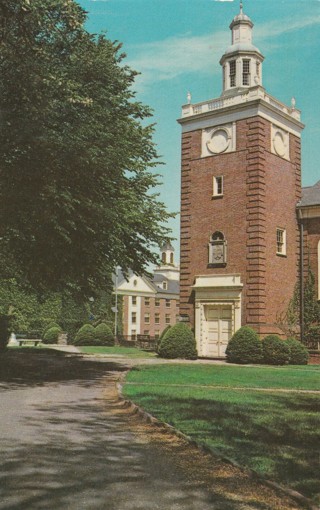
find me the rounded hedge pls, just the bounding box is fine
[74,324,96,345]
[262,335,290,365]
[226,326,262,364]
[285,338,309,365]
[42,322,61,340]
[160,325,171,340]
[158,323,197,359]
[95,323,114,346]
[43,326,62,344]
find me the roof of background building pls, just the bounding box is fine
[153,273,179,296]
[299,180,320,207]
[115,269,179,296]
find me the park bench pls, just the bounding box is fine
[18,339,41,347]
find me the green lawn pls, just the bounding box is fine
[78,346,157,358]
[124,364,320,503]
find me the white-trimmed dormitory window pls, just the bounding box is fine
[144,297,150,306]
[155,297,160,307]
[131,296,137,305]
[213,176,223,197]
[276,228,286,256]
[144,313,150,324]
[131,312,136,324]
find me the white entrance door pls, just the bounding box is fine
[203,306,232,357]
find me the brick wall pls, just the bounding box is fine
[179,115,301,335]
[302,217,320,299]
[139,296,179,337]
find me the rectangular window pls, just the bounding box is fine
[213,176,223,197]
[144,297,150,306]
[165,299,171,308]
[165,314,171,324]
[155,313,160,324]
[229,60,236,87]
[131,296,137,306]
[155,298,160,307]
[242,59,250,86]
[163,281,168,290]
[131,312,136,324]
[276,228,286,255]
[155,331,160,340]
[144,313,150,324]
[143,330,150,336]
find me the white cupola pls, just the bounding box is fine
[220,2,264,96]
[160,241,175,266]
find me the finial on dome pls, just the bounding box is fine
[187,91,192,104]
[291,97,296,110]
[240,1,243,14]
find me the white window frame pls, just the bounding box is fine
[229,60,236,87]
[165,314,171,325]
[155,298,160,307]
[276,228,286,256]
[131,312,137,324]
[144,313,150,324]
[213,176,223,197]
[131,296,137,306]
[155,313,160,324]
[242,59,250,86]
[163,281,168,290]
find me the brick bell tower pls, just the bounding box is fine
[178,3,304,357]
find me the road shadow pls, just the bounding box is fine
[0,376,252,510]
[0,349,128,390]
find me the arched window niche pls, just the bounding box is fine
[208,231,227,267]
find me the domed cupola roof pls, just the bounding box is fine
[224,41,261,57]
[219,2,264,95]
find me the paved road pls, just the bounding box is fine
[0,351,302,510]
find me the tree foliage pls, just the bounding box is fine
[276,266,320,343]
[0,0,172,296]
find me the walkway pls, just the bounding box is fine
[0,350,303,509]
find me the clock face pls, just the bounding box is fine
[273,131,286,157]
[207,129,229,154]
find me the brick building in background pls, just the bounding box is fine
[178,5,319,357]
[116,243,179,341]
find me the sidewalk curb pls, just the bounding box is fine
[117,375,318,510]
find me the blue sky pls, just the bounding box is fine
[78,0,320,254]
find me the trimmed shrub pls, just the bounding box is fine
[285,338,309,365]
[42,322,61,339]
[158,323,197,359]
[226,326,263,364]
[74,324,96,345]
[262,335,290,365]
[160,325,171,340]
[95,323,114,346]
[43,326,62,344]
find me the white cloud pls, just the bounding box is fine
[127,13,320,90]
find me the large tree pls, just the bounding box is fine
[0,0,173,297]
